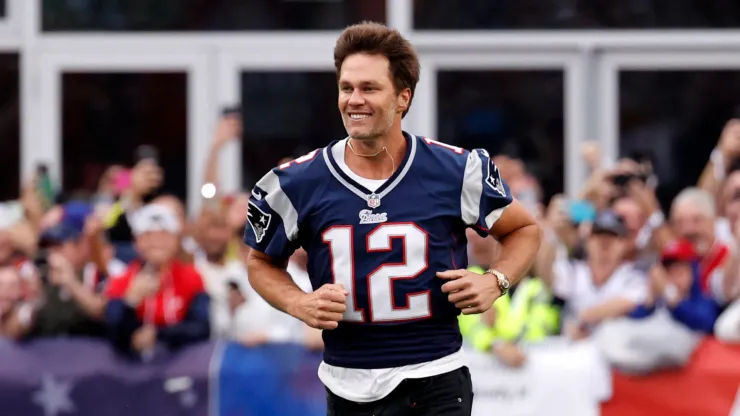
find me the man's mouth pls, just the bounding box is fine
[348,113,371,120]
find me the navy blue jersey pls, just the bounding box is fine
[243,132,512,369]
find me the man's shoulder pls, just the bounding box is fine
[252,147,328,197]
[413,135,495,176]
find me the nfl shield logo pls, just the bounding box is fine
[367,193,381,209]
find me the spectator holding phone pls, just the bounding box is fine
[105,203,210,357]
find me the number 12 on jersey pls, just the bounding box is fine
[322,223,431,323]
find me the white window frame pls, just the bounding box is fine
[34,50,214,214]
[216,42,336,193]
[597,51,740,165]
[418,51,588,197]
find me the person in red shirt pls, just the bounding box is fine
[105,203,210,356]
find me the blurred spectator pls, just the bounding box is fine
[7,209,107,340]
[105,204,210,357]
[0,267,25,338]
[670,188,736,303]
[548,210,649,340]
[193,203,250,339]
[597,240,720,374]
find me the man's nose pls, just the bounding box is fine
[348,89,365,105]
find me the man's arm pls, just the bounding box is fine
[247,250,304,316]
[247,249,347,329]
[489,199,542,285]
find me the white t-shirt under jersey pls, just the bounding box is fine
[317,139,466,403]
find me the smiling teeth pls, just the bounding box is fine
[350,114,369,120]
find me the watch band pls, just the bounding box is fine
[485,269,510,296]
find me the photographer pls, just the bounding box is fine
[6,216,106,340]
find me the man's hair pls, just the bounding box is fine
[671,187,716,218]
[334,21,420,118]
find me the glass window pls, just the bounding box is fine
[437,70,564,202]
[240,71,344,188]
[0,53,19,201]
[61,72,188,201]
[414,0,740,29]
[620,70,740,206]
[43,0,385,31]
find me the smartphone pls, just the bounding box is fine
[135,145,159,164]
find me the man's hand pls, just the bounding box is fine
[131,325,157,352]
[124,271,160,307]
[438,269,502,314]
[287,283,347,330]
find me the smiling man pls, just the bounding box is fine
[244,22,541,416]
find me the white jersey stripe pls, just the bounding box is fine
[460,150,483,226]
[255,170,300,241]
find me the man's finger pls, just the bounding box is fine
[317,311,344,322]
[441,278,470,294]
[462,306,484,315]
[448,290,475,304]
[454,298,478,310]
[319,290,348,304]
[436,270,468,280]
[319,300,347,313]
[323,283,349,296]
[316,320,339,330]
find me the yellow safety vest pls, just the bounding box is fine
[458,266,560,352]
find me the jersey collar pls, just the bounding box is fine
[323,132,417,209]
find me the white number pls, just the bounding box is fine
[322,223,430,323]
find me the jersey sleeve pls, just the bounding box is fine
[460,148,513,235]
[243,169,300,260]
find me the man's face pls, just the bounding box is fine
[50,239,89,270]
[198,216,231,260]
[671,202,715,255]
[587,232,626,273]
[337,53,409,141]
[136,230,179,265]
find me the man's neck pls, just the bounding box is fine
[345,129,406,180]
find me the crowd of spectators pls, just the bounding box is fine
[2,110,740,378]
[0,112,321,359]
[462,118,740,375]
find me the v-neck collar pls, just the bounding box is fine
[323,132,417,209]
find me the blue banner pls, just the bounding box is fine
[0,338,326,416]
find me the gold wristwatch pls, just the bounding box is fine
[485,269,510,296]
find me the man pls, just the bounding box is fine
[106,204,210,356]
[244,22,541,416]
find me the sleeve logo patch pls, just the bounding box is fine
[485,160,507,197]
[247,200,272,243]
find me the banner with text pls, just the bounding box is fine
[468,338,611,416]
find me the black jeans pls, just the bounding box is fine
[326,366,474,416]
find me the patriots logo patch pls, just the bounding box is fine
[485,160,507,197]
[247,201,272,243]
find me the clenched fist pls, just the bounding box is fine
[288,283,348,330]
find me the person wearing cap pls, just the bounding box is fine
[8,211,108,340]
[549,210,650,340]
[595,239,720,374]
[105,203,210,357]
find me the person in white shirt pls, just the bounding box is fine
[552,210,649,339]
